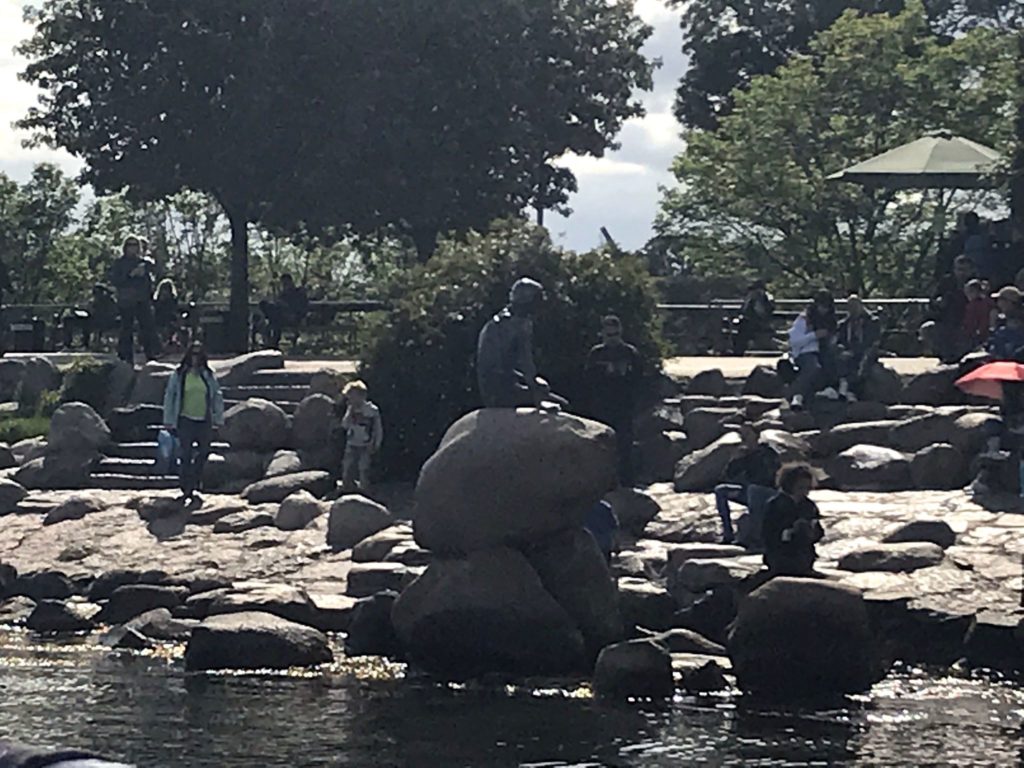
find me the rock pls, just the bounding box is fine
[108,405,159,443]
[43,494,106,526]
[308,593,358,632]
[133,496,186,522]
[87,569,169,601]
[841,401,890,423]
[345,591,401,658]
[687,369,727,397]
[902,366,961,406]
[828,445,911,491]
[0,562,17,594]
[604,488,661,537]
[729,578,884,698]
[265,450,302,478]
[415,410,616,554]
[810,420,901,457]
[292,394,338,452]
[666,544,748,569]
[838,542,946,573]
[222,450,272,481]
[213,508,276,534]
[352,525,413,563]
[207,583,320,628]
[683,408,738,450]
[187,498,248,527]
[910,444,968,490]
[9,570,73,601]
[673,432,743,492]
[309,369,347,399]
[526,529,624,658]
[883,520,957,549]
[0,479,27,515]
[101,624,153,651]
[0,443,15,470]
[638,430,689,483]
[0,356,60,403]
[96,585,189,625]
[328,495,395,550]
[26,600,99,633]
[743,366,784,398]
[385,542,432,568]
[861,364,904,404]
[668,557,760,600]
[185,611,332,671]
[963,612,1022,672]
[618,577,676,633]
[0,596,36,624]
[15,451,95,490]
[889,413,956,453]
[758,430,810,463]
[129,361,174,405]
[643,627,726,657]
[951,412,1001,454]
[47,402,111,453]
[214,350,285,387]
[675,654,732,693]
[347,563,417,598]
[11,436,47,465]
[392,548,586,679]
[778,409,816,433]
[125,608,196,642]
[242,471,334,504]
[275,490,326,531]
[593,640,674,699]
[222,398,290,452]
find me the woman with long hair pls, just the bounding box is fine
[162,341,225,502]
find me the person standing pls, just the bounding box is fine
[341,380,383,491]
[261,273,310,348]
[586,315,642,486]
[732,281,775,355]
[761,463,824,578]
[162,342,225,503]
[153,278,181,349]
[108,235,158,364]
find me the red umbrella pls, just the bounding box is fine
[955,362,1024,401]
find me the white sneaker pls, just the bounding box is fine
[967,479,993,498]
[817,387,840,401]
[791,394,805,411]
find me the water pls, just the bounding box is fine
[1,632,1022,767]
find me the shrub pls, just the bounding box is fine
[60,356,113,412]
[0,415,50,444]
[361,219,664,479]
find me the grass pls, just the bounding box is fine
[0,415,51,445]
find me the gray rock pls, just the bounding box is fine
[213,508,276,534]
[207,583,320,628]
[26,600,99,633]
[638,430,689,483]
[308,369,346,399]
[666,544,748,569]
[0,561,15,593]
[345,591,402,658]
[838,542,945,573]
[687,369,728,397]
[667,557,760,598]
[328,495,395,550]
[87,569,170,601]
[10,570,73,600]
[133,496,186,522]
[222,398,290,452]
[683,408,738,450]
[308,593,358,632]
[415,409,616,554]
[275,490,326,531]
[352,524,413,563]
[810,420,901,457]
[187,499,248,527]
[883,520,957,549]
[346,563,418,598]
[11,436,47,465]
[15,451,95,490]
[951,412,1002,454]
[604,488,661,537]
[125,607,197,642]
[265,450,302,478]
[392,547,586,679]
[676,654,731,694]
[0,356,61,403]
[129,361,174,405]
[759,429,810,463]
[185,611,333,671]
[829,445,911,491]
[593,639,674,699]
[292,394,339,452]
[643,627,726,657]
[901,366,961,406]
[100,624,153,651]
[910,444,968,491]
[618,577,676,633]
[862,364,904,404]
[242,471,334,504]
[384,542,432,568]
[222,450,272,481]
[743,366,784,398]
[0,443,16,470]
[48,402,111,453]
[96,584,189,625]
[0,479,27,515]
[0,596,36,625]
[213,350,285,387]
[674,432,743,492]
[889,413,956,453]
[43,494,106,526]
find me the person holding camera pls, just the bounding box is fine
[761,463,824,577]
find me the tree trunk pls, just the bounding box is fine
[1012,31,1024,247]
[226,206,250,353]
[412,226,439,263]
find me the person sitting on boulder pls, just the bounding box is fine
[476,277,567,410]
[921,255,974,363]
[341,380,383,492]
[987,286,1024,361]
[714,424,781,546]
[835,294,881,402]
[962,279,995,349]
[786,291,835,411]
[761,463,823,577]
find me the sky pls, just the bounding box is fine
[0,0,685,253]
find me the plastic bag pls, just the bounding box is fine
[155,429,179,476]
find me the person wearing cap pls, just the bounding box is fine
[107,235,158,364]
[732,280,775,355]
[987,285,1024,361]
[586,315,642,486]
[835,295,881,401]
[476,277,566,410]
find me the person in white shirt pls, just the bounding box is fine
[341,380,383,491]
[787,294,834,411]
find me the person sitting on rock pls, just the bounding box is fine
[586,315,641,486]
[921,255,974,363]
[761,463,824,578]
[987,286,1024,361]
[341,380,383,492]
[835,294,881,402]
[732,280,775,355]
[714,424,780,546]
[476,277,567,410]
[962,279,996,349]
[786,291,835,411]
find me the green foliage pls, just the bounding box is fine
[360,219,664,479]
[59,357,109,412]
[0,415,51,445]
[657,3,1019,296]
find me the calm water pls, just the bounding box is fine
[1,632,1022,767]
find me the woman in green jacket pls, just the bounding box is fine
[162,341,225,502]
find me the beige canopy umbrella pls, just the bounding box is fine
[827,130,1004,190]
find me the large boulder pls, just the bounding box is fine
[593,639,674,699]
[352,524,413,563]
[222,450,272,482]
[213,350,285,387]
[185,611,332,671]
[275,490,326,531]
[673,432,743,492]
[8,570,73,601]
[264,450,302,478]
[810,420,900,457]
[61,359,135,416]
[889,413,956,453]
[526,529,623,658]
[345,591,402,658]
[291,394,338,452]
[327,495,395,550]
[0,356,61,403]
[901,366,961,406]
[683,408,739,450]
[729,578,884,698]
[758,430,810,463]
[603,487,661,537]
[43,494,106,526]
[414,410,616,554]
[837,542,945,573]
[910,444,968,490]
[618,578,676,633]
[206,583,320,628]
[861,364,904,404]
[883,520,956,549]
[129,361,175,405]
[222,399,290,452]
[828,445,911,491]
[743,366,784,399]
[951,412,1002,454]
[638,430,689,483]
[392,548,586,679]
[242,471,334,504]
[14,451,95,491]
[47,402,111,453]
[0,479,27,515]
[26,600,98,633]
[95,584,188,625]
[686,369,727,396]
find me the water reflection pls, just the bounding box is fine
[0,634,1021,767]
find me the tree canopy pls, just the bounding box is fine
[657,3,1018,296]
[671,0,1022,130]
[18,0,653,349]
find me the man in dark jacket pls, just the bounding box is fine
[714,425,781,546]
[732,281,775,355]
[762,463,824,577]
[107,235,157,364]
[586,315,642,486]
[836,295,882,401]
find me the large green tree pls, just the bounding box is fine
[657,4,1018,296]
[672,0,1021,130]
[18,0,653,350]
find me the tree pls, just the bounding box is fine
[657,4,1018,296]
[19,0,653,350]
[1014,30,1024,243]
[671,0,1022,130]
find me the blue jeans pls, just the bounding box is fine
[177,416,212,497]
[714,484,775,544]
[792,352,822,401]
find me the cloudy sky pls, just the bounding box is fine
[0,0,685,252]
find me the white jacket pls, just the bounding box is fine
[789,314,820,359]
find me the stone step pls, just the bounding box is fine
[248,370,319,387]
[224,399,299,415]
[221,385,311,403]
[89,473,180,491]
[106,441,231,460]
[96,457,164,477]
